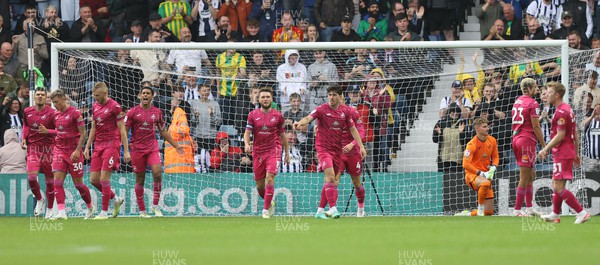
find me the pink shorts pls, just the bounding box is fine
[90,146,120,172]
[512,136,537,168]
[26,148,53,175]
[552,159,574,180]
[253,150,280,181]
[52,151,84,179]
[317,151,342,176]
[341,152,363,176]
[131,150,161,173]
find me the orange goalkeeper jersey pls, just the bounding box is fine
[463,135,499,180]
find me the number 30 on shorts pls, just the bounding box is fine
[73,162,83,171]
[553,163,562,174]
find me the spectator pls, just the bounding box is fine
[346,84,373,166]
[39,4,70,77]
[567,30,590,50]
[585,51,600,73]
[165,90,196,173]
[406,0,424,37]
[307,50,339,111]
[344,48,376,81]
[524,18,546,40]
[456,52,484,107]
[215,41,246,125]
[483,19,506,40]
[10,82,29,107]
[526,0,558,36]
[60,56,88,103]
[70,5,107,42]
[130,29,169,82]
[556,0,592,40]
[500,0,530,24]
[573,70,600,114]
[357,1,388,41]
[0,129,26,172]
[539,85,553,144]
[386,13,421,41]
[13,4,40,36]
[123,20,143,42]
[13,18,48,70]
[210,131,246,172]
[233,86,259,135]
[0,60,18,100]
[280,130,304,172]
[107,0,128,38]
[283,93,311,167]
[305,24,321,42]
[386,1,404,34]
[272,12,304,42]
[439,80,472,119]
[425,0,455,41]
[315,0,354,42]
[502,4,523,40]
[62,0,81,22]
[358,0,389,17]
[432,103,467,173]
[181,70,202,101]
[166,27,211,76]
[0,1,9,34]
[276,49,307,113]
[246,50,274,86]
[80,0,110,21]
[548,11,588,46]
[141,12,179,42]
[476,0,504,40]
[0,15,11,44]
[331,15,361,42]
[189,83,221,151]
[217,0,253,38]
[582,97,600,172]
[214,15,236,42]
[242,19,262,42]
[249,0,284,42]
[191,0,220,42]
[473,83,506,120]
[0,97,23,146]
[592,38,600,49]
[508,48,544,84]
[361,73,391,172]
[158,0,193,40]
[104,50,143,110]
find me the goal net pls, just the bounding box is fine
[46,40,595,217]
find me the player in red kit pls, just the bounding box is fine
[511,78,547,217]
[244,88,290,219]
[21,88,56,218]
[126,86,184,218]
[84,82,130,220]
[538,82,591,224]
[294,85,366,219]
[47,89,95,220]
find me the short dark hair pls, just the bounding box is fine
[139,86,154,95]
[395,13,408,21]
[289,93,302,101]
[327,84,343,95]
[258,87,273,96]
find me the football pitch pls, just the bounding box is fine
[1,216,598,265]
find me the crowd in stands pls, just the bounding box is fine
[1,0,600,174]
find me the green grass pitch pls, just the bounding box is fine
[1,216,598,265]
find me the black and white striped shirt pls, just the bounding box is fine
[585,118,600,159]
[280,147,303,173]
[526,0,558,35]
[195,149,211,173]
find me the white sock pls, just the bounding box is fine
[262,209,269,215]
[153,204,159,209]
[329,206,338,213]
[477,205,484,214]
[317,207,325,214]
[58,209,66,215]
[100,210,108,216]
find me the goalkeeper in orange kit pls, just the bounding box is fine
[457,118,499,216]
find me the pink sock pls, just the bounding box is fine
[356,185,365,208]
[53,178,65,210]
[135,184,145,212]
[28,174,42,200]
[525,185,533,208]
[552,191,563,215]
[318,186,328,208]
[560,189,583,213]
[74,183,92,207]
[324,182,338,208]
[515,187,526,211]
[153,181,161,206]
[264,184,274,211]
[45,177,54,209]
[100,181,111,211]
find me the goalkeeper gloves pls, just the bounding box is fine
[477,166,496,180]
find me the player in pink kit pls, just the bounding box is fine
[294,85,367,219]
[511,78,547,217]
[126,86,184,218]
[21,88,56,218]
[47,89,95,220]
[331,105,367,217]
[83,82,130,220]
[538,82,591,224]
[243,88,290,219]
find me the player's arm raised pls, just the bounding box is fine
[117,118,131,163]
[71,116,87,162]
[84,119,96,160]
